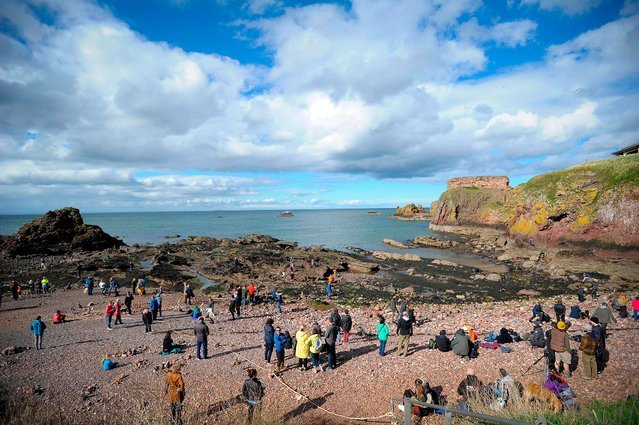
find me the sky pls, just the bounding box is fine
[0,0,638,214]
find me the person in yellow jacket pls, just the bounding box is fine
[308,328,323,373]
[41,276,50,294]
[295,326,311,371]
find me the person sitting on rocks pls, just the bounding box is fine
[457,368,484,402]
[464,326,478,342]
[496,327,513,344]
[451,328,471,359]
[53,310,66,324]
[162,331,183,354]
[528,301,544,323]
[401,378,429,422]
[435,330,451,352]
[488,368,516,407]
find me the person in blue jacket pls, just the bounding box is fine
[150,296,160,320]
[30,316,47,350]
[273,326,288,374]
[528,302,544,323]
[264,318,275,364]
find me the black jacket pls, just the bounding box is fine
[496,327,513,344]
[457,375,483,400]
[242,378,264,402]
[163,337,174,352]
[396,318,413,336]
[435,335,451,352]
[531,326,546,347]
[325,324,339,346]
[554,303,566,317]
[194,322,209,342]
[142,311,153,325]
[341,314,352,332]
[330,311,342,329]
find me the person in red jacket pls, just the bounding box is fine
[53,310,66,324]
[114,299,123,325]
[105,300,115,330]
[247,283,256,305]
[633,296,639,322]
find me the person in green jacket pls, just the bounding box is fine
[377,316,389,356]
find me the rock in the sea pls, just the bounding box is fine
[164,234,181,239]
[413,236,459,249]
[432,259,458,267]
[2,207,123,255]
[372,251,422,262]
[383,238,410,249]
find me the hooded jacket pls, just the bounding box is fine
[435,332,451,352]
[341,314,352,332]
[531,325,545,348]
[165,371,185,403]
[451,329,470,357]
[295,330,310,359]
[496,328,513,344]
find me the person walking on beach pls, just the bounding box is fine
[142,308,153,333]
[242,368,265,424]
[105,300,115,330]
[377,316,389,356]
[164,364,185,425]
[325,317,339,369]
[274,289,283,314]
[150,295,160,321]
[30,315,47,350]
[194,317,209,360]
[579,323,598,379]
[114,299,123,325]
[274,326,287,374]
[124,291,134,315]
[396,311,413,357]
[264,318,275,364]
[341,310,352,344]
[295,326,311,370]
[205,296,215,323]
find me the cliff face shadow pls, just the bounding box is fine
[281,392,334,422]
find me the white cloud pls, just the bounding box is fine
[247,0,282,15]
[519,0,602,15]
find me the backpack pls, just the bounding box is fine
[541,312,551,322]
[312,336,322,352]
[470,341,480,358]
[102,359,116,371]
[428,339,436,349]
[484,331,498,343]
[284,331,293,349]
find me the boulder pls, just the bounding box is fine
[399,286,415,295]
[383,238,410,249]
[236,234,278,244]
[372,251,422,262]
[1,207,123,255]
[522,261,536,269]
[413,236,459,249]
[497,253,513,261]
[432,259,458,267]
[517,289,541,297]
[485,273,502,282]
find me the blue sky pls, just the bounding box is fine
[0,0,638,213]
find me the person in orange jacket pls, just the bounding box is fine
[164,364,185,425]
[53,310,66,324]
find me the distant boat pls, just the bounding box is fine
[367,211,380,215]
[279,211,294,217]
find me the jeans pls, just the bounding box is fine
[115,314,122,325]
[276,349,285,368]
[170,402,183,425]
[310,352,321,367]
[34,334,43,350]
[106,315,112,328]
[264,342,274,362]
[298,358,308,369]
[276,302,281,314]
[145,323,152,333]
[197,340,208,359]
[327,344,336,369]
[634,309,638,321]
[87,287,93,295]
[379,339,387,356]
[247,402,261,423]
[125,303,132,315]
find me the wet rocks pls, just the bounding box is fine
[2,207,123,255]
[382,238,410,249]
[413,236,459,249]
[485,273,502,282]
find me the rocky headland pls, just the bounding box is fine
[391,203,430,220]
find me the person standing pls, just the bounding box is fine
[579,323,599,379]
[194,317,209,360]
[105,300,115,330]
[235,286,242,317]
[390,296,398,320]
[41,276,50,294]
[124,291,134,315]
[114,299,123,325]
[183,283,194,305]
[30,316,47,350]
[341,310,353,344]
[633,296,639,322]
[396,311,413,357]
[264,318,275,364]
[156,291,163,317]
[325,317,339,370]
[295,326,311,370]
[274,290,283,314]
[150,296,160,321]
[248,282,256,305]
[550,321,572,376]
[326,278,332,298]
[592,302,616,338]
[205,296,215,323]
[229,291,237,320]
[164,364,185,425]
[84,277,93,296]
[242,368,265,424]
[274,326,287,374]
[308,328,322,373]
[142,309,153,333]
[377,316,389,356]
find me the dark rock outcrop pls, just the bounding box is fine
[2,207,123,255]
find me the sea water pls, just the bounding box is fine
[0,209,471,261]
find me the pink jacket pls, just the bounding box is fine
[632,299,639,311]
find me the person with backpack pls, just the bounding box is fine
[295,326,311,371]
[164,364,185,425]
[340,310,352,344]
[142,308,153,333]
[396,311,413,357]
[242,368,265,423]
[325,317,339,369]
[124,291,134,315]
[551,321,572,376]
[457,368,484,402]
[579,323,598,379]
[274,326,288,374]
[194,317,209,360]
[377,316,390,356]
[30,316,47,350]
[309,328,323,373]
[264,318,275,364]
[435,330,451,352]
[105,300,115,330]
